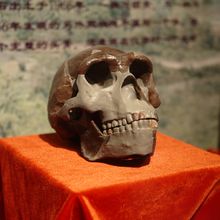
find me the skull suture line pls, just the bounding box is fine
[48,46,161,161]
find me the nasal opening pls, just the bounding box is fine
[121,75,135,88]
[121,75,141,100]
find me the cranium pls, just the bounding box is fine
[48,46,160,161]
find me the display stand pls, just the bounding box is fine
[0,132,220,220]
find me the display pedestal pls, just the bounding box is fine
[0,132,220,220]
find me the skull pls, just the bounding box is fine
[48,46,160,161]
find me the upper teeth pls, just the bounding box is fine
[126,114,133,123]
[112,120,118,127]
[102,112,158,135]
[122,118,127,125]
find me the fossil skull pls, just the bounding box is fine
[48,46,160,161]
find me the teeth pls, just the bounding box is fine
[113,127,120,133]
[107,122,112,129]
[150,120,158,128]
[112,120,118,128]
[139,112,145,119]
[132,113,139,121]
[143,119,149,127]
[125,124,132,131]
[119,126,125,132]
[138,120,144,128]
[101,112,159,135]
[126,114,133,123]
[107,129,113,135]
[122,118,127,125]
[118,120,122,126]
[102,124,107,130]
[132,121,138,130]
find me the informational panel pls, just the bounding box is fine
[0,0,219,149]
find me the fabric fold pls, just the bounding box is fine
[0,133,220,219]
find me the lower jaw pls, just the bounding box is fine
[81,128,156,161]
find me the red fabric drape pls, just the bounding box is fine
[0,132,220,220]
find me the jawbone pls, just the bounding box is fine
[80,126,157,161]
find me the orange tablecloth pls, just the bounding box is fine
[0,132,220,220]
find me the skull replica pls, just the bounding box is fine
[48,46,160,162]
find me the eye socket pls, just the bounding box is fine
[68,108,83,120]
[85,61,112,86]
[129,59,152,79]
